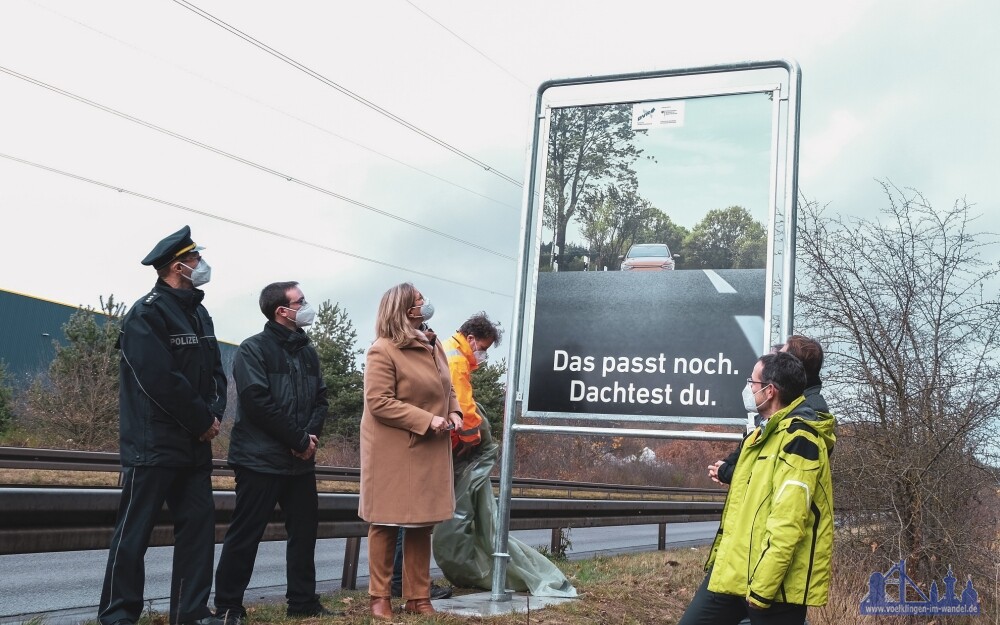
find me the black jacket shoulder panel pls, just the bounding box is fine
[227,321,329,475]
[117,281,226,467]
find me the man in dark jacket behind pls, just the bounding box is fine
[214,281,339,622]
[709,335,829,485]
[99,226,227,625]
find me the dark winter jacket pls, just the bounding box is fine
[226,321,329,475]
[717,384,829,484]
[117,281,226,467]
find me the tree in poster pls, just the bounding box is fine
[683,205,767,269]
[645,212,690,266]
[543,104,642,258]
[578,183,658,270]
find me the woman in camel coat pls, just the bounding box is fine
[359,282,461,620]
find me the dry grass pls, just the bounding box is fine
[57,545,995,625]
[224,548,708,624]
[66,549,708,625]
[808,545,998,625]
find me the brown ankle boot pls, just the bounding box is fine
[403,598,436,614]
[369,596,392,620]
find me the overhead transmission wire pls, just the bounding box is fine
[0,65,514,261]
[402,0,533,91]
[399,1,545,206]
[0,152,513,298]
[171,0,523,188]
[23,0,517,212]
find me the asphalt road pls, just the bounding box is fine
[0,521,718,625]
[527,269,766,421]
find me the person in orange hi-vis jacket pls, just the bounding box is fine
[443,312,503,458]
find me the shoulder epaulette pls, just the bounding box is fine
[141,291,160,305]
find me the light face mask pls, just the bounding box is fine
[470,338,489,365]
[180,259,212,287]
[411,299,434,321]
[289,302,315,328]
[742,383,764,413]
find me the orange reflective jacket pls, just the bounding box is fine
[443,332,481,449]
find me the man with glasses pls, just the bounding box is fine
[709,336,829,485]
[99,226,227,625]
[214,281,340,622]
[679,352,836,625]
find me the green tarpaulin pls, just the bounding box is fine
[432,420,577,597]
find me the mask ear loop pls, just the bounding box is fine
[761,383,776,406]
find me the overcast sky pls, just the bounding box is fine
[1,0,997,352]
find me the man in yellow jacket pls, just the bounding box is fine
[679,351,836,625]
[443,312,502,458]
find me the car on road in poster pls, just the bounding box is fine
[619,243,679,271]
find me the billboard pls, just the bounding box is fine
[512,63,801,427]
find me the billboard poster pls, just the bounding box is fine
[518,67,798,426]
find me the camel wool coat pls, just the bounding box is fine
[359,335,461,525]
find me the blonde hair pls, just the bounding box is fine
[375,282,420,346]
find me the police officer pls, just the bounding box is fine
[99,225,227,625]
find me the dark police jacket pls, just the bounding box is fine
[227,321,329,475]
[118,280,227,467]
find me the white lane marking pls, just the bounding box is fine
[736,315,765,355]
[703,269,737,293]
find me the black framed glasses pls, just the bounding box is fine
[746,377,767,386]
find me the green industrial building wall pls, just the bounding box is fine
[0,289,235,387]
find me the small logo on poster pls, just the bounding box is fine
[860,559,981,616]
[631,101,685,130]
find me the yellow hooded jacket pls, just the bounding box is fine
[706,396,836,607]
[443,332,481,449]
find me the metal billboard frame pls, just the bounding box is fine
[491,59,802,601]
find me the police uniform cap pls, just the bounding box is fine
[141,225,206,269]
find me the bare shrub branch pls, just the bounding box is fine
[797,182,1000,608]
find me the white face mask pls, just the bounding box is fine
[742,382,768,413]
[179,259,212,287]
[290,302,315,328]
[470,337,489,365]
[280,302,315,328]
[409,299,434,321]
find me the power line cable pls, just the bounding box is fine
[171,0,523,187]
[402,0,533,91]
[0,65,514,261]
[0,152,513,298]
[23,0,518,212]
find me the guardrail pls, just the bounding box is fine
[0,448,725,589]
[0,447,726,499]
